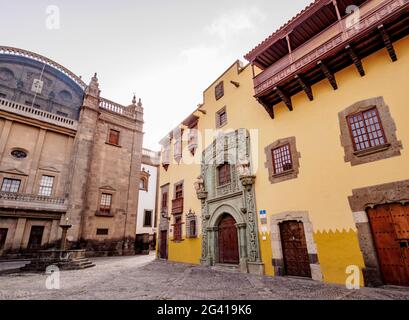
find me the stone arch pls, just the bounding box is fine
[208,203,244,228]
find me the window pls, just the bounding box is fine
[215,81,224,100]
[339,97,402,166]
[108,129,120,145]
[1,178,21,193]
[218,163,231,186]
[143,210,153,227]
[38,175,54,196]
[347,108,387,151]
[216,106,227,128]
[161,191,168,211]
[25,101,41,109]
[56,111,68,117]
[175,183,183,199]
[0,93,6,99]
[186,212,197,239]
[139,178,146,190]
[100,193,112,213]
[0,228,8,250]
[265,137,301,184]
[174,129,183,164]
[173,215,182,241]
[188,123,198,156]
[96,228,109,235]
[272,144,292,174]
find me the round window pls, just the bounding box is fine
[11,149,27,159]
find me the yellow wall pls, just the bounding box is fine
[157,35,409,285]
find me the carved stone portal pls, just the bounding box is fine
[196,129,264,275]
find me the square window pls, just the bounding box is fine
[272,144,293,174]
[347,107,387,152]
[1,178,21,193]
[38,175,54,196]
[96,228,109,235]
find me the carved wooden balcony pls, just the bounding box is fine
[171,197,184,215]
[247,0,409,118]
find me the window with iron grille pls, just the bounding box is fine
[272,144,293,174]
[144,210,153,227]
[1,178,21,193]
[96,228,109,235]
[218,163,231,186]
[216,106,227,128]
[108,129,120,145]
[100,193,112,213]
[38,175,54,196]
[173,215,182,241]
[347,108,387,151]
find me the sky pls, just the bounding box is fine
[0,0,312,150]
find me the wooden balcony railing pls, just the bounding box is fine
[171,197,184,215]
[253,0,408,96]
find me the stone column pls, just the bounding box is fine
[237,222,248,273]
[12,218,26,251]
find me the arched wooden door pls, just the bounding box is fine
[279,220,311,278]
[218,215,239,264]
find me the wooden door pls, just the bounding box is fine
[218,215,239,264]
[0,228,7,250]
[367,203,409,286]
[280,221,311,278]
[159,230,168,259]
[27,226,44,250]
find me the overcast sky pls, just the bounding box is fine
[0,0,311,150]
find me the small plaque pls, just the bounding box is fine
[260,217,267,225]
[31,79,44,94]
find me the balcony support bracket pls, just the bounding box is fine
[295,75,313,101]
[317,60,338,90]
[345,45,365,77]
[256,97,275,119]
[274,87,293,111]
[378,25,397,62]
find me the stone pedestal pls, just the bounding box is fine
[21,249,95,272]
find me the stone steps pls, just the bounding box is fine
[211,264,240,273]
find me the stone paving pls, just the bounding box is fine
[0,254,408,300]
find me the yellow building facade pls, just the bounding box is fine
[157,0,409,287]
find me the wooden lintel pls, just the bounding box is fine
[294,74,313,101]
[378,25,397,62]
[345,45,365,77]
[274,86,293,111]
[317,60,338,90]
[256,98,274,119]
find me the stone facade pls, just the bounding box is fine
[0,47,144,258]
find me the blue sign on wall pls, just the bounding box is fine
[259,210,267,215]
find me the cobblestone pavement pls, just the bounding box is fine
[0,254,408,300]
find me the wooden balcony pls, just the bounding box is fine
[252,0,409,117]
[171,197,184,215]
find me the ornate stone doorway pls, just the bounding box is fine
[218,214,239,264]
[195,129,264,275]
